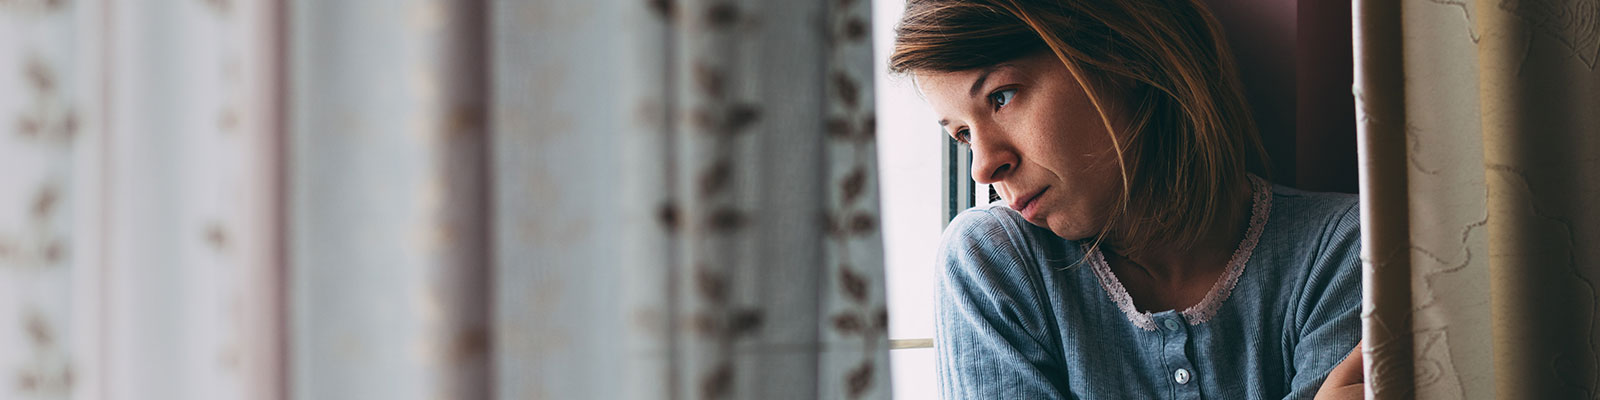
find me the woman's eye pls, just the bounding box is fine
[953,128,971,145]
[989,89,1017,110]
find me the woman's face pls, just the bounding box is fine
[915,51,1127,240]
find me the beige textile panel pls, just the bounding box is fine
[1356,0,1600,398]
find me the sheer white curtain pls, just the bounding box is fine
[1355,0,1600,398]
[290,0,491,398]
[0,0,888,399]
[2,1,286,399]
[496,0,889,398]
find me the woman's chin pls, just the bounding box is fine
[1041,217,1095,241]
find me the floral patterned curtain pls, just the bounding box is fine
[494,0,889,398]
[0,0,888,399]
[1,1,93,397]
[1354,0,1600,398]
[3,0,286,398]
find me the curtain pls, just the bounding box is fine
[496,0,890,398]
[3,1,286,398]
[1354,0,1600,398]
[1,0,889,399]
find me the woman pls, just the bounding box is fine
[889,0,1364,398]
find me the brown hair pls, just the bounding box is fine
[891,0,1268,257]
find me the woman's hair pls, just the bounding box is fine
[890,0,1268,257]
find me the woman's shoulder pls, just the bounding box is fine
[1266,184,1360,241]
[936,202,1078,325]
[944,200,1026,236]
[938,201,1073,269]
[940,202,1030,255]
[1259,183,1362,303]
[1269,184,1359,216]
[1257,185,1363,362]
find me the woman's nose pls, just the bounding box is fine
[969,136,1017,185]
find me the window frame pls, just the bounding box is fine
[942,136,977,226]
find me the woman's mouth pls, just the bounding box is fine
[1010,186,1050,220]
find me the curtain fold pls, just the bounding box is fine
[496,0,890,398]
[6,0,887,399]
[2,1,96,399]
[288,0,490,398]
[3,1,287,399]
[1355,0,1600,398]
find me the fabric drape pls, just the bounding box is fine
[497,0,889,399]
[1354,0,1600,398]
[3,1,287,398]
[0,0,889,399]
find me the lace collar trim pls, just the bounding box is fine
[1084,175,1272,331]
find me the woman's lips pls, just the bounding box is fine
[1011,186,1050,220]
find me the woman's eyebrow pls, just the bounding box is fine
[935,64,1018,126]
[968,64,1013,98]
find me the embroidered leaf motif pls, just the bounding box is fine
[841,168,866,204]
[695,266,729,303]
[832,72,859,108]
[846,360,875,398]
[831,313,862,334]
[25,312,51,346]
[727,308,764,338]
[839,267,868,304]
[699,160,733,197]
[647,0,674,19]
[704,3,739,29]
[693,63,725,98]
[707,208,747,232]
[825,117,851,139]
[657,202,680,230]
[848,213,876,235]
[841,17,868,42]
[701,362,733,399]
[31,185,56,218]
[723,104,760,134]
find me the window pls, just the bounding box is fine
[870,1,990,397]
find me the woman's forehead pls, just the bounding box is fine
[915,64,1016,94]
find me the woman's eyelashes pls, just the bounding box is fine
[948,88,1016,145]
[988,88,1017,111]
[952,128,971,145]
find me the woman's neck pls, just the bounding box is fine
[1104,178,1254,289]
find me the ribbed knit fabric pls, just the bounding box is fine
[934,182,1361,399]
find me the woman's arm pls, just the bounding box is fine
[935,210,1070,399]
[1285,204,1364,399]
[1314,342,1365,400]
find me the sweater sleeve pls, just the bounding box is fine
[935,209,1071,399]
[1282,203,1363,400]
